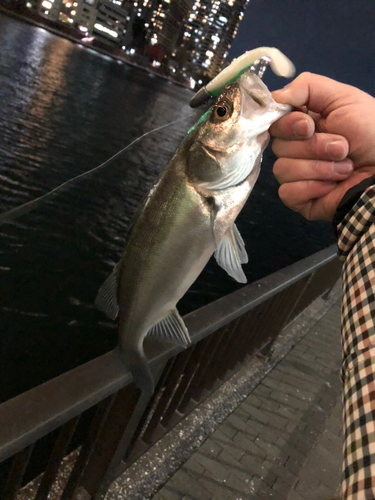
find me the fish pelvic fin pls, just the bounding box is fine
[118,346,155,394]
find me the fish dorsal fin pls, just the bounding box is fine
[147,309,191,347]
[95,264,119,320]
[214,224,247,283]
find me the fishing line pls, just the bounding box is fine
[0,113,197,225]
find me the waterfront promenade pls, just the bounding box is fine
[107,291,343,500]
[152,300,342,500]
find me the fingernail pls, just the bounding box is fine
[333,160,353,175]
[292,119,311,137]
[326,140,346,159]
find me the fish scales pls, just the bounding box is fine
[118,148,215,344]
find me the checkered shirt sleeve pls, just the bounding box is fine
[337,185,375,499]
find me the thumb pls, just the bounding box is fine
[272,72,362,116]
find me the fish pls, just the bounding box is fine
[95,70,291,394]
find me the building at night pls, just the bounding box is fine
[181,0,248,78]
[38,0,63,20]
[37,0,98,34]
[93,0,134,45]
[75,0,98,34]
[148,0,190,55]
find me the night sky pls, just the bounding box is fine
[229,0,375,95]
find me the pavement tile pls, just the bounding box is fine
[268,391,310,412]
[196,475,231,500]
[239,403,272,424]
[219,422,239,439]
[217,449,247,472]
[167,470,212,500]
[252,439,281,459]
[252,384,272,397]
[225,471,257,496]
[250,394,280,413]
[199,439,223,458]
[193,452,231,481]
[239,454,268,477]
[263,378,316,402]
[234,406,250,422]
[212,437,245,461]
[272,476,293,497]
[225,414,251,432]
[183,456,206,476]
[233,431,258,452]
[212,428,238,446]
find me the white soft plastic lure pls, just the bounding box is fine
[190,47,295,107]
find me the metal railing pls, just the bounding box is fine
[0,245,342,500]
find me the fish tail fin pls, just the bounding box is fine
[117,345,155,395]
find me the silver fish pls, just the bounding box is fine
[95,71,291,393]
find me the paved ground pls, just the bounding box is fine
[152,301,343,500]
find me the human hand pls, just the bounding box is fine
[270,72,375,220]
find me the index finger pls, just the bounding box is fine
[272,72,362,116]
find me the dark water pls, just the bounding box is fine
[0,14,335,402]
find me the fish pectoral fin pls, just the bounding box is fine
[233,223,248,264]
[214,225,247,284]
[95,264,119,320]
[147,309,191,347]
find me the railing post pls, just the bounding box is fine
[71,361,167,500]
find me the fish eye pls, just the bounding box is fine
[212,99,232,122]
[216,106,227,117]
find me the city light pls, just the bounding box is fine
[94,23,118,38]
[71,10,76,15]
[130,48,135,54]
[41,0,52,9]
[79,26,88,32]
[26,2,32,7]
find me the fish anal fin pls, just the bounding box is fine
[95,264,119,320]
[147,309,191,347]
[214,225,247,283]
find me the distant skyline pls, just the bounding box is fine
[228,0,375,95]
